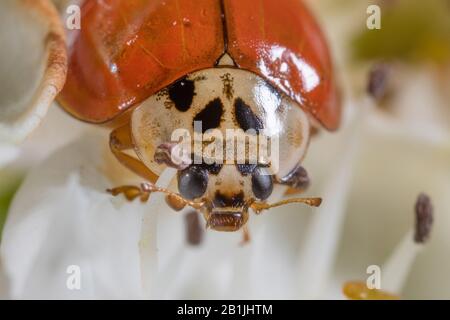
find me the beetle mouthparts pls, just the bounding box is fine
[207,211,246,232]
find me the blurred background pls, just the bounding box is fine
[0,0,449,299]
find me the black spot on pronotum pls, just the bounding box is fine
[251,168,273,200]
[200,163,223,175]
[193,98,223,133]
[188,157,223,175]
[236,164,257,176]
[168,77,195,112]
[414,193,434,244]
[234,98,264,133]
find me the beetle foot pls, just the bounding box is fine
[107,185,150,202]
[278,164,310,191]
[239,225,251,246]
[154,143,191,170]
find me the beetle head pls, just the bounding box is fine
[176,163,262,231]
[136,162,321,233]
[173,161,322,232]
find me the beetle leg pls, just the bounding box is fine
[110,123,159,183]
[276,163,310,195]
[154,142,192,170]
[108,185,150,202]
[165,193,187,211]
[239,225,251,246]
[108,182,205,210]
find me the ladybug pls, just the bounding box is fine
[58,0,341,233]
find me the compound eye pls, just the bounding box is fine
[251,168,274,200]
[178,166,209,200]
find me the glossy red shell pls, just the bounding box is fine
[59,0,341,130]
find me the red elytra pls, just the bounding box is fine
[58,0,341,131]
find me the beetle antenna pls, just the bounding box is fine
[108,183,205,210]
[250,197,322,214]
[140,182,205,210]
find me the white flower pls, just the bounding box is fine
[1,131,144,299]
[0,0,66,144]
[1,84,449,299]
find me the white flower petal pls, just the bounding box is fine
[0,0,66,143]
[330,118,450,299]
[17,105,91,167]
[1,133,144,299]
[296,107,361,299]
[0,258,10,299]
[0,144,19,168]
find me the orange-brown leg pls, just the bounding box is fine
[165,194,187,211]
[109,124,160,203]
[109,181,205,210]
[110,123,159,184]
[108,185,150,202]
[240,225,251,246]
[108,126,207,214]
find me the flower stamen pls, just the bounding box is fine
[343,193,434,299]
